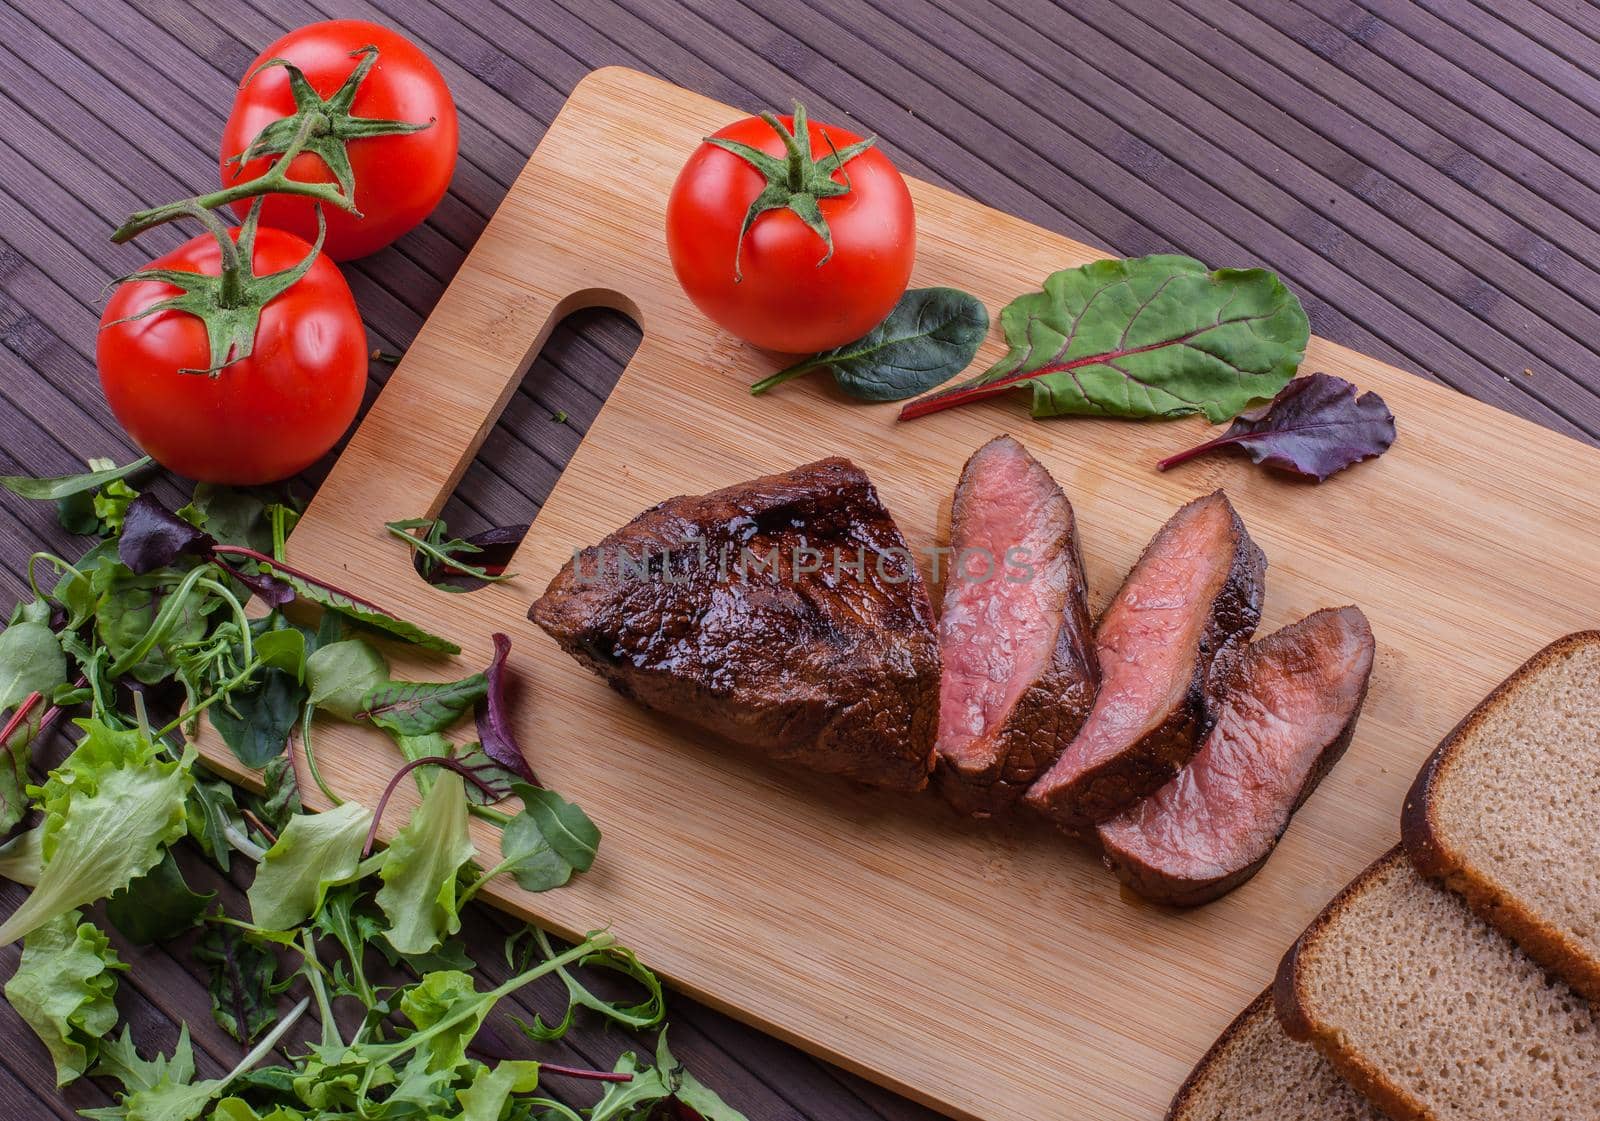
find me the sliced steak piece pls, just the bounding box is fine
[1024,491,1265,832]
[933,436,1097,817]
[1099,606,1375,905]
[528,457,940,792]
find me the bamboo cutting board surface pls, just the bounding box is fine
[196,67,1600,1120]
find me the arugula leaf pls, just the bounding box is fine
[247,801,373,931]
[106,849,212,944]
[900,255,1308,422]
[585,1030,746,1121]
[376,771,475,956]
[513,784,599,872]
[195,925,286,1044]
[510,929,664,1042]
[0,455,152,501]
[359,672,486,737]
[305,639,389,721]
[4,910,126,1085]
[752,287,989,401]
[0,721,191,945]
[385,518,518,585]
[211,668,305,770]
[456,1059,542,1120]
[475,633,536,784]
[1157,371,1396,481]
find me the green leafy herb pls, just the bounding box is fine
[359,672,488,737]
[105,849,212,944]
[0,456,152,501]
[510,928,665,1042]
[246,801,373,931]
[217,548,460,653]
[4,911,125,1086]
[751,287,989,400]
[305,639,389,721]
[385,517,518,585]
[195,924,287,1044]
[900,254,1309,422]
[0,620,68,710]
[375,771,475,956]
[211,668,305,769]
[0,722,192,946]
[514,783,600,872]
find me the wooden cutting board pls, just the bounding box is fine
[195,67,1600,1120]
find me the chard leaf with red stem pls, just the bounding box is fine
[475,633,537,784]
[899,255,1308,422]
[1157,372,1395,481]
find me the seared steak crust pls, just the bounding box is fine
[1100,606,1375,906]
[933,436,1098,817]
[1025,491,1265,833]
[528,458,939,791]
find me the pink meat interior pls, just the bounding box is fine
[1051,495,1234,778]
[1098,607,1374,876]
[935,438,1069,766]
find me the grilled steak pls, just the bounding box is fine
[1099,606,1375,905]
[934,436,1098,817]
[1025,491,1265,832]
[528,458,940,791]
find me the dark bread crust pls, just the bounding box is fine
[1028,492,1265,832]
[935,437,1098,817]
[1273,848,1431,1121]
[1401,629,1600,1005]
[1105,608,1374,907]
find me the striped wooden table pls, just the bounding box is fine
[3,1,1600,1117]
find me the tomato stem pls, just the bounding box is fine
[112,114,351,244]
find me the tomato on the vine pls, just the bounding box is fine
[218,20,458,261]
[666,103,915,354]
[98,224,366,485]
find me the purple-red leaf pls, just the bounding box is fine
[475,632,538,785]
[119,494,216,573]
[1157,372,1395,482]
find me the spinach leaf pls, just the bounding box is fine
[1156,371,1396,481]
[752,287,989,401]
[513,784,599,872]
[211,668,305,770]
[0,455,152,501]
[359,672,487,737]
[305,639,388,721]
[4,910,125,1086]
[900,255,1308,422]
[105,849,212,944]
[182,484,276,553]
[0,620,68,711]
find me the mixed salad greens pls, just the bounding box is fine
[0,458,746,1121]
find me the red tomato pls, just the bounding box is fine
[666,110,915,354]
[219,20,458,261]
[98,228,366,485]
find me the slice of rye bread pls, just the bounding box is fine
[1402,630,1600,1004]
[1275,847,1600,1121]
[1167,990,1384,1121]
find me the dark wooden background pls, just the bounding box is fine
[5,0,1600,1117]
